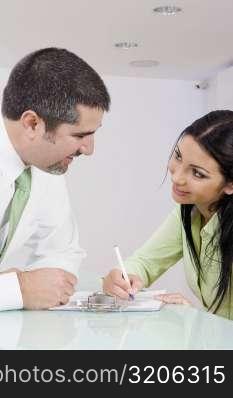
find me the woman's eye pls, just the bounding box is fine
[193,169,205,179]
[174,149,181,160]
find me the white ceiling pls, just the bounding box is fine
[0,0,233,80]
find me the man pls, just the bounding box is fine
[0,47,110,311]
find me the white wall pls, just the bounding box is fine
[0,68,10,94]
[207,66,233,110]
[66,75,206,305]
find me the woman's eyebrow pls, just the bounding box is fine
[189,163,210,174]
[176,145,182,156]
[177,145,210,174]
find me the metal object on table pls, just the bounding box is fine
[75,292,126,312]
[87,292,123,311]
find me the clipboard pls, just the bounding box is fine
[50,290,166,312]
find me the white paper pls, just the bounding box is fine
[50,289,166,312]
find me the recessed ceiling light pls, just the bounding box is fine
[153,6,182,15]
[129,60,159,68]
[114,42,138,49]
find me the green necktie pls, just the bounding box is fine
[0,168,31,260]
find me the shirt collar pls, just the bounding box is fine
[202,212,219,236]
[0,114,26,183]
[192,206,219,237]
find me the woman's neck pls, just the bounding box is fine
[195,204,214,226]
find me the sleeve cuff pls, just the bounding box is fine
[0,272,23,311]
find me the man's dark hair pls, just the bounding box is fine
[1,47,110,130]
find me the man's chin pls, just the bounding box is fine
[45,164,68,175]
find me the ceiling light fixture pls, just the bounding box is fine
[129,60,159,68]
[153,6,182,15]
[114,42,138,49]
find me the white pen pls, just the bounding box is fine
[114,245,134,299]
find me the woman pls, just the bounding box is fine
[103,110,233,320]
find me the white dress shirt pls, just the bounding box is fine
[0,116,86,311]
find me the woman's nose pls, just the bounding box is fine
[172,169,186,186]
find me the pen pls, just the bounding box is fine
[114,245,134,300]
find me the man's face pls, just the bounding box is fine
[29,104,104,174]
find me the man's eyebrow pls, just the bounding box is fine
[71,123,102,136]
[71,131,95,136]
[176,145,210,174]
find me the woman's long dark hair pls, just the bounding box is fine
[177,110,233,313]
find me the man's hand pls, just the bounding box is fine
[17,268,77,310]
[102,268,144,299]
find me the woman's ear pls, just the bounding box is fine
[223,182,233,195]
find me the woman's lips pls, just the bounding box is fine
[172,184,190,197]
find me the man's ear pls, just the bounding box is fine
[20,111,44,140]
[223,182,233,195]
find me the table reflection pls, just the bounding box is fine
[0,304,232,350]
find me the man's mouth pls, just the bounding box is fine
[74,150,82,158]
[62,156,74,166]
[62,151,82,166]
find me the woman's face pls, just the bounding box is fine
[168,135,233,210]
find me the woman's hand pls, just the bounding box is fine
[154,292,192,306]
[102,268,144,299]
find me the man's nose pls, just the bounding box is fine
[79,135,94,155]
